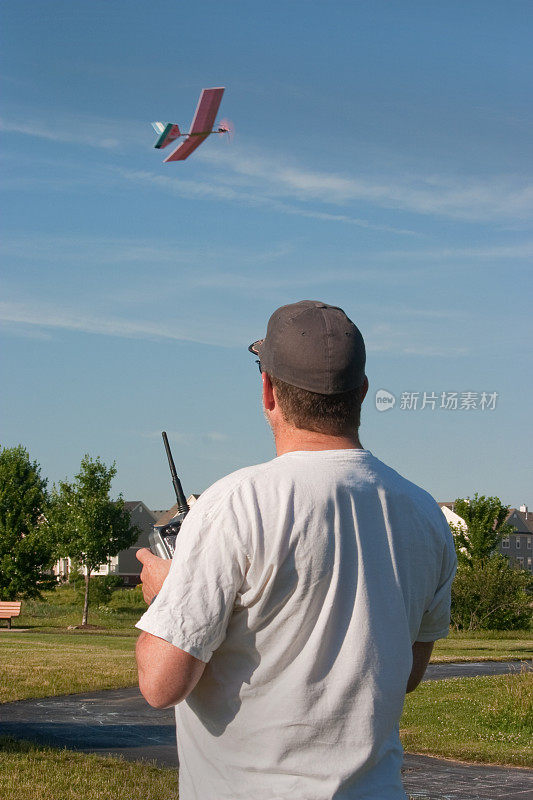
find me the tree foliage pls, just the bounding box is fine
[451,554,532,631]
[49,455,139,625]
[0,444,56,600]
[450,493,514,567]
[448,493,532,631]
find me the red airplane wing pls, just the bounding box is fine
[164,87,225,162]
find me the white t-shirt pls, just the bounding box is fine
[137,449,456,800]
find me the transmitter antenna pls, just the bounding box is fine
[162,431,188,515]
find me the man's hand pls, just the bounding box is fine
[136,548,171,604]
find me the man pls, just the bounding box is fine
[136,300,457,800]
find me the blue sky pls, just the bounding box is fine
[1,1,531,509]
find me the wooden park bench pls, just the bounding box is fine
[0,601,21,628]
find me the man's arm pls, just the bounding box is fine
[135,547,206,708]
[136,631,206,708]
[406,640,434,693]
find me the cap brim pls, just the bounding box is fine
[248,339,264,356]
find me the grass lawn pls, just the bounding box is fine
[3,628,531,704]
[401,669,533,767]
[0,632,138,703]
[0,738,429,800]
[432,628,533,663]
[1,655,531,781]
[1,670,531,800]
[2,585,531,702]
[14,583,146,632]
[0,738,178,800]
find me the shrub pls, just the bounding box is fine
[75,575,124,606]
[451,554,532,631]
[103,575,124,591]
[109,584,144,608]
[68,569,84,590]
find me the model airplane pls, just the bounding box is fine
[152,87,232,162]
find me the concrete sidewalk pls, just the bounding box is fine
[1,661,531,799]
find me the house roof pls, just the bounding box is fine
[506,508,533,535]
[438,502,533,536]
[439,504,467,529]
[154,495,200,528]
[123,501,157,521]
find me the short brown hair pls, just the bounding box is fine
[270,374,364,436]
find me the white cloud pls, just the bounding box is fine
[382,241,533,261]
[0,320,52,340]
[2,105,532,226]
[115,166,417,235]
[204,432,229,442]
[141,430,192,444]
[364,321,469,357]
[140,430,229,445]
[0,299,244,347]
[0,298,468,357]
[0,116,123,150]
[200,148,533,224]
[0,232,297,274]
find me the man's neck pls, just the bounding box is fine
[274,427,363,457]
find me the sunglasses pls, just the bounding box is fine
[248,342,263,375]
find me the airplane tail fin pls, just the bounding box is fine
[152,122,181,149]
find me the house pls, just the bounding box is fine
[53,500,160,585]
[438,501,533,573]
[438,502,467,531]
[152,494,200,529]
[53,496,203,585]
[500,505,533,573]
[110,501,159,585]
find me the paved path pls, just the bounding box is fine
[1,661,531,799]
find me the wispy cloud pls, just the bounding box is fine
[364,321,469,357]
[0,298,468,357]
[382,241,533,261]
[0,300,246,348]
[141,430,229,444]
[114,166,417,236]
[200,148,533,224]
[0,108,153,153]
[0,320,52,340]
[0,116,123,150]
[2,107,531,227]
[0,232,297,273]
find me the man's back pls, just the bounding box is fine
[138,449,456,799]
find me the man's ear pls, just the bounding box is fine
[360,375,369,403]
[262,372,275,411]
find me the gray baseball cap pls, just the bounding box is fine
[249,300,366,394]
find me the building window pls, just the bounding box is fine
[527,537,532,550]
[516,557,524,567]
[528,557,532,571]
[516,538,521,549]
[502,537,510,549]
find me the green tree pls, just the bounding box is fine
[450,493,514,567]
[49,455,139,625]
[451,554,532,631]
[448,493,532,631]
[0,444,56,600]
